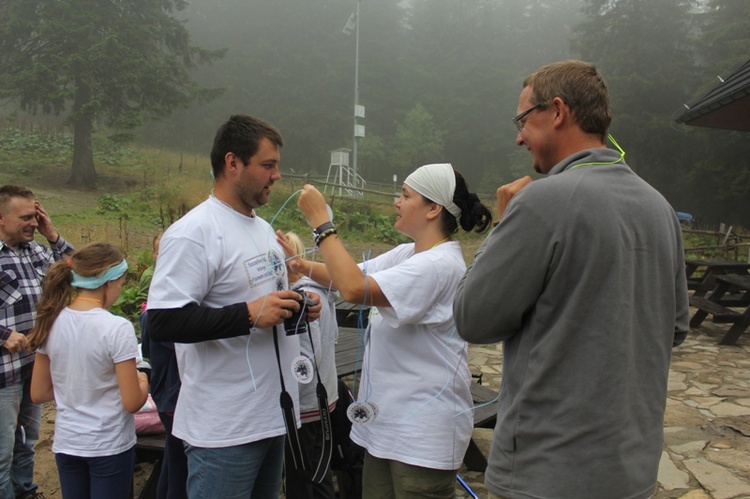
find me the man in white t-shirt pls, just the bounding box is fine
[147,114,321,498]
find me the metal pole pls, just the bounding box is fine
[352,0,360,180]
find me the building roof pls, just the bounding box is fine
[676,58,750,132]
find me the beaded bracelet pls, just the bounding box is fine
[312,221,336,246]
[315,228,338,247]
[312,221,334,238]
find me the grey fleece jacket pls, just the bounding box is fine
[454,148,689,499]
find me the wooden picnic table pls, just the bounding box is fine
[335,326,365,377]
[690,273,750,345]
[685,259,750,297]
[335,297,370,328]
[463,382,499,472]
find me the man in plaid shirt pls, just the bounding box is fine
[0,185,73,499]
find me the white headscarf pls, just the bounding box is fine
[404,163,461,218]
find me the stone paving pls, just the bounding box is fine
[458,318,750,499]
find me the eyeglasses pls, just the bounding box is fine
[512,103,544,132]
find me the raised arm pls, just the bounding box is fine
[295,185,390,307]
[455,183,549,344]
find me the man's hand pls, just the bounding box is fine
[496,176,533,222]
[247,290,312,329]
[35,201,59,243]
[3,331,28,354]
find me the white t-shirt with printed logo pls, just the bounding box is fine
[148,196,300,448]
[350,241,473,470]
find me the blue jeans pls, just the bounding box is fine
[184,435,285,499]
[55,447,135,499]
[0,379,40,499]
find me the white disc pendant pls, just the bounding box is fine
[347,401,377,425]
[291,356,314,384]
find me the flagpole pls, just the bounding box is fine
[352,0,360,180]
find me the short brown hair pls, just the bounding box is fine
[524,60,612,140]
[0,185,34,212]
[210,115,284,178]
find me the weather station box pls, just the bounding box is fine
[330,150,350,166]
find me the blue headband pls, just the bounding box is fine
[71,260,128,289]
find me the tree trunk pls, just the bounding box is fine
[68,79,97,189]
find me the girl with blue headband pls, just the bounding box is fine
[27,242,148,499]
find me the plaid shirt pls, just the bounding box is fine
[0,236,74,388]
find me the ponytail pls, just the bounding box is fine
[438,171,492,234]
[27,260,74,350]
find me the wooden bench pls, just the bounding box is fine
[335,327,365,377]
[690,296,742,325]
[685,259,750,297]
[335,298,370,328]
[690,274,750,344]
[462,382,499,472]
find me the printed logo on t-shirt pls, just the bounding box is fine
[269,249,287,291]
[243,250,287,289]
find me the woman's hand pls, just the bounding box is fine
[298,185,330,228]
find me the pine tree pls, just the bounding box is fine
[0,0,225,188]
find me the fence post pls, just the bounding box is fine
[721,226,733,259]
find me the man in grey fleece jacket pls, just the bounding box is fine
[454,60,690,499]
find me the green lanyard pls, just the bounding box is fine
[569,134,626,169]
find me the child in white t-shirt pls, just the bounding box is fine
[28,242,148,499]
[282,231,339,499]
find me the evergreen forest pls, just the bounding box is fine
[1,0,749,226]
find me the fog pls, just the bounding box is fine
[138,0,588,188]
[3,0,748,225]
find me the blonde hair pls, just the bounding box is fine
[285,232,306,259]
[284,232,307,287]
[28,242,124,349]
[152,233,163,251]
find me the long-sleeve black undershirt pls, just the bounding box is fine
[148,303,250,343]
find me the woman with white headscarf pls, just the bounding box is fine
[278,163,491,498]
